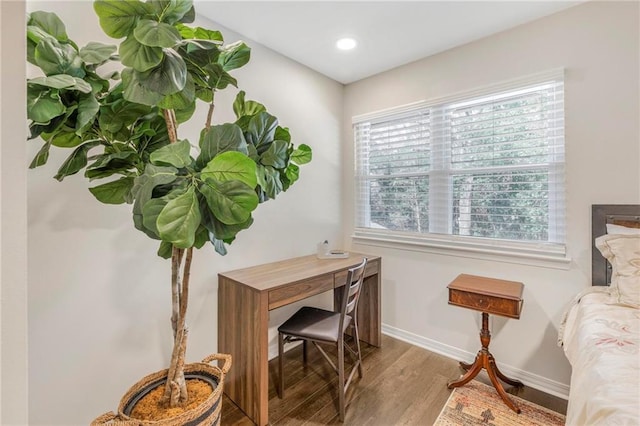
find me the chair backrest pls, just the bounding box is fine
[338,258,368,331]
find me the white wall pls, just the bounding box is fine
[26,2,343,424]
[343,0,639,397]
[1,1,29,424]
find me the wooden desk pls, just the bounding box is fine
[218,253,381,426]
[447,274,524,413]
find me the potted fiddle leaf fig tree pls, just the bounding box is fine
[27,0,312,423]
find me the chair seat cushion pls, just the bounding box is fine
[278,306,352,342]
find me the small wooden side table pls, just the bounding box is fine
[447,274,525,413]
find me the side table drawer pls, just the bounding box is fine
[269,275,333,310]
[449,289,522,319]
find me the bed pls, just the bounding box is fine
[559,204,640,425]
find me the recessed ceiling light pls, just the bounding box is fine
[336,37,357,51]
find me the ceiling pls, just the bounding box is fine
[195,1,582,84]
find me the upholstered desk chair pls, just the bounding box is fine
[277,258,368,421]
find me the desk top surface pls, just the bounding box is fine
[219,252,379,292]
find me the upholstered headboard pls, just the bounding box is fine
[592,204,640,286]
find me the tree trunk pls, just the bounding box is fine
[159,109,191,407]
[158,100,215,407]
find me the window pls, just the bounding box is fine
[353,71,566,262]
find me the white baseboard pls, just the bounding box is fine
[381,323,570,400]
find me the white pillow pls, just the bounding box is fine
[595,234,640,308]
[606,223,640,235]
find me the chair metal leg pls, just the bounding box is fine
[338,339,346,422]
[278,332,285,399]
[303,340,308,364]
[353,322,364,378]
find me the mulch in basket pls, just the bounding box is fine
[130,379,213,421]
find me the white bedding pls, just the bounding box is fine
[560,289,640,425]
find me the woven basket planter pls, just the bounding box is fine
[92,354,231,426]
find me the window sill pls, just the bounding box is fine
[352,229,571,270]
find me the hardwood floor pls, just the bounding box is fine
[220,334,567,425]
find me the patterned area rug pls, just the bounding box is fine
[434,381,565,426]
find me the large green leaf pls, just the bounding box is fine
[27,37,38,66]
[195,86,213,103]
[27,25,55,48]
[134,20,181,48]
[260,140,288,168]
[176,24,222,42]
[99,97,153,134]
[29,11,68,42]
[179,5,195,24]
[197,124,248,168]
[27,86,65,123]
[85,166,133,181]
[198,191,253,244]
[291,144,312,165]
[133,213,160,240]
[85,72,111,94]
[29,142,52,169]
[29,75,91,93]
[79,42,117,64]
[86,150,139,174]
[232,90,246,119]
[218,41,250,72]
[54,141,101,181]
[141,197,167,237]
[200,151,257,189]
[257,164,283,199]
[193,226,209,249]
[232,90,265,119]
[141,187,186,237]
[210,238,227,255]
[121,68,163,106]
[94,0,148,39]
[274,126,291,143]
[158,74,195,110]
[123,50,187,105]
[120,36,164,72]
[150,139,192,168]
[183,40,220,63]
[50,130,83,148]
[29,112,67,140]
[199,178,258,225]
[246,112,278,149]
[216,216,253,241]
[173,100,196,123]
[35,39,85,78]
[148,0,194,24]
[204,63,237,90]
[89,177,135,204]
[146,49,187,94]
[157,240,173,259]
[285,163,300,186]
[246,143,259,161]
[157,186,201,248]
[76,94,100,135]
[131,164,178,215]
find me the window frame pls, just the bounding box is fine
[351,70,570,268]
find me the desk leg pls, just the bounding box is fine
[219,278,269,426]
[447,313,523,414]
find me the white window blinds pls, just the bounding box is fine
[354,71,565,248]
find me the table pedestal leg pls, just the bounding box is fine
[447,312,524,414]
